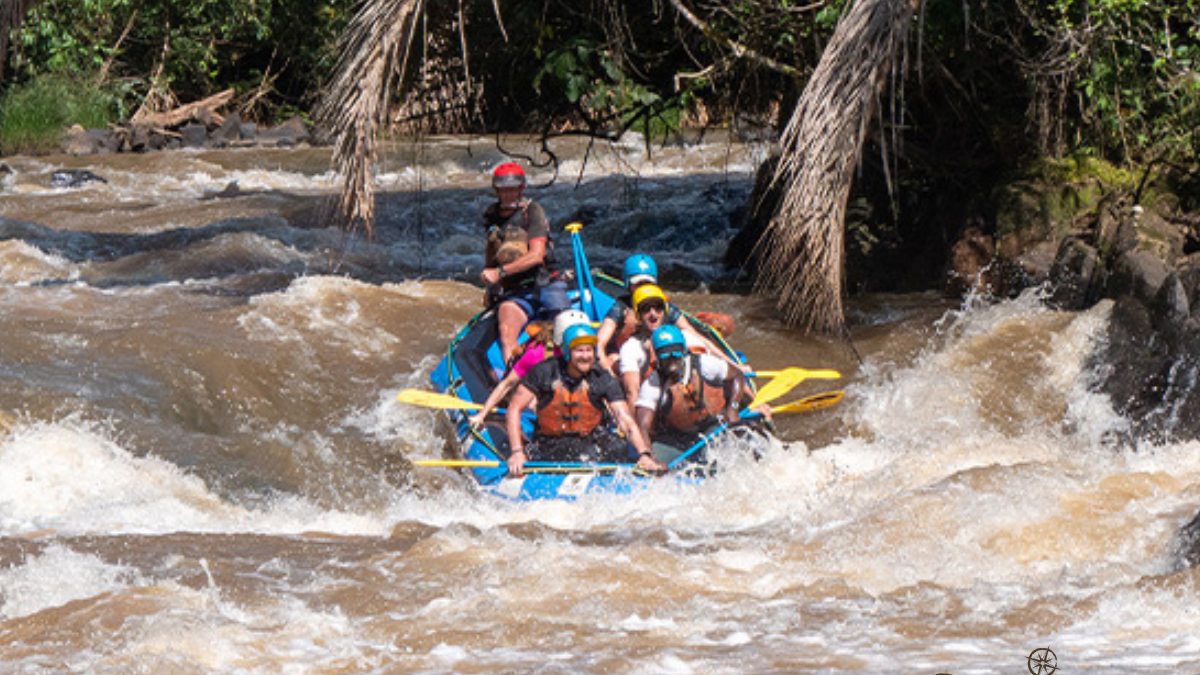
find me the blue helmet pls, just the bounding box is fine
[651,325,687,360]
[562,323,598,352]
[623,254,658,287]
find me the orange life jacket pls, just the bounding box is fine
[657,356,729,434]
[537,374,606,437]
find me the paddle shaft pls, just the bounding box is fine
[414,459,634,472]
[567,224,601,322]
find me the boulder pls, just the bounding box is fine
[202,181,242,200]
[1126,208,1188,263]
[63,125,119,155]
[1096,293,1200,443]
[148,130,173,151]
[256,126,297,147]
[1014,240,1059,285]
[1182,258,1200,313]
[128,125,151,152]
[1110,249,1170,306]
[180,122,209,148]
[211,111,243,146]
[276,116,310,142]
[1151,272,1190,325]
[1048,238,1105,310]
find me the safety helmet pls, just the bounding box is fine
[623,254,658,287]
[562,323,598,352]
[651,326,687,360]
[492,162,526,189]
[553,309,590,346]
[631,284,668,315]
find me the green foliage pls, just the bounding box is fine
[0,73,116,154]
[1031,152,1138,189]
[6,0,353,122]
[1033,0,1200,163]
[532,38,689,138]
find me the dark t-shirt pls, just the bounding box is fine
[521,357,626,412]
[483,199,550,290]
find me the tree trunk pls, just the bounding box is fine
[756,0,921,333]
[0,0,44,84]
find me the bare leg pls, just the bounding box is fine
[497,300,529,364]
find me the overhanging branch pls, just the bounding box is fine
[665,0,801,79]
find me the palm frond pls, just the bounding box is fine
[315,0,427,236]
[755,0,919,333]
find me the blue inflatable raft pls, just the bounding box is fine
[428,225,769,501]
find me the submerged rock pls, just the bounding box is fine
[49,169,108,188]
[1172,509,1200,570]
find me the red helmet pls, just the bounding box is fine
[492,162,526,189]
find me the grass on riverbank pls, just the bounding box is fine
[0,74,116,156]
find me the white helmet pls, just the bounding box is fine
[553,309,591,346]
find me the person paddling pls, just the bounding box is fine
[506,324,665,476]
[597,255,741,377]
[615,284,743,410]
[596,254,684,372]
[468,309,590,429]
[634,325,768,466]
[479,162,561,365]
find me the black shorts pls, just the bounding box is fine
[533,427,631,464]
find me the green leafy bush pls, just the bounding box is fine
[0,73,116,155]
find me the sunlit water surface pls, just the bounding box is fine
[1,137,1198,674]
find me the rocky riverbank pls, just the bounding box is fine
[60,90,315,155]
[734,154,1200,568]
[978,162,1200,446]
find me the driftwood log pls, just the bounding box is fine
[132,89,234,129]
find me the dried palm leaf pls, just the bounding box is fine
[756,0,920,333]
[316,0,427,236]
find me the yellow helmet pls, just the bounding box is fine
[632,284,668,315]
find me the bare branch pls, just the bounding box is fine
[96,8,137,86]
[491,0,508,43]
[666,0,801,78]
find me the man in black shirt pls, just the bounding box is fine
[506,324,666,476]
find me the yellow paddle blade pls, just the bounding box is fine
[413,459,500,467]
[748,368,842,409]
[397,389,483,411]
[771,390,845,414]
